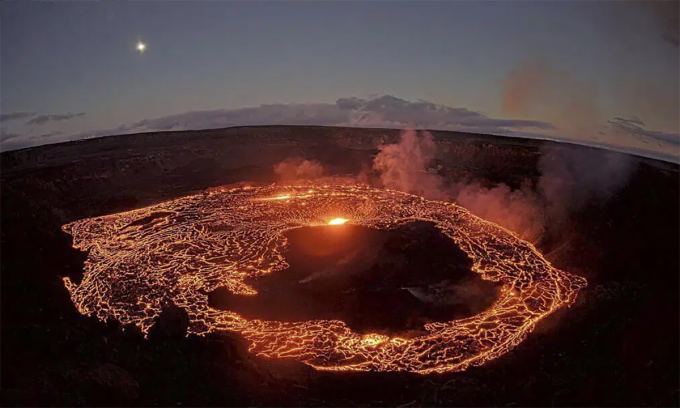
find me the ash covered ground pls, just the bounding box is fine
[2,125,678,406]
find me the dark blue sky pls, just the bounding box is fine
[1,1,678,158]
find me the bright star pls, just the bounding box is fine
[136,41,146,53]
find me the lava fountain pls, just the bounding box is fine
[62,178,586,374]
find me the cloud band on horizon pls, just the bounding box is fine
[1,95,677,163]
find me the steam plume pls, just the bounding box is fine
[538,146,636,225]
[453,181,545,242]
[274,158,325,181]
[371,128,636,244]
[372,129,448,200]
[500,60,600,138]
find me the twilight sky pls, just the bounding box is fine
[1,1,678,161]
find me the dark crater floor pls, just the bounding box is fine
[208,221,500,336]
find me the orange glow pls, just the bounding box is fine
[268,194,291,200]
[61,177,586,374]
[328,217,348,225]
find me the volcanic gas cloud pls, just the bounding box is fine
[62,178,586,374]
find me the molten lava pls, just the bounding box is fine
[328,217,349,225]
[62,178,586,374]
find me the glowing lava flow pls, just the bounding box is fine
[328,217,349,225]
[62,178,586,374]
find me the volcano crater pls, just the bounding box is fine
[208,221,501,337]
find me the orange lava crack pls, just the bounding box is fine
[62,178,586,374]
